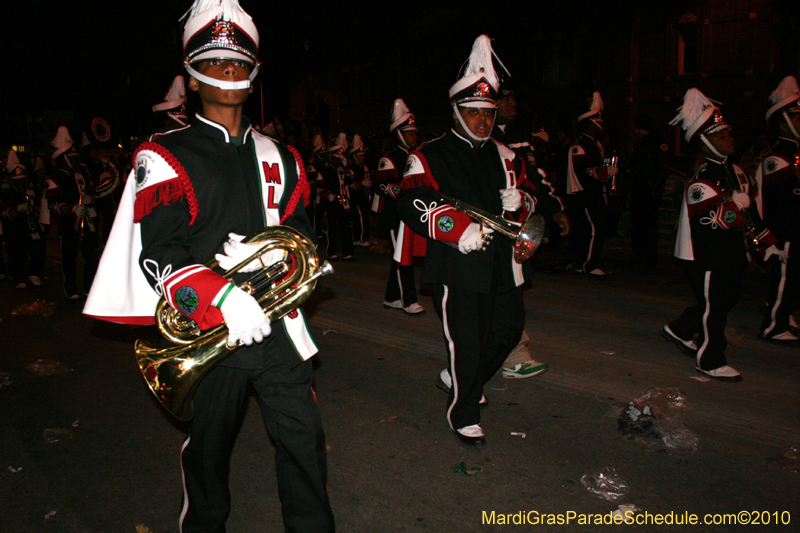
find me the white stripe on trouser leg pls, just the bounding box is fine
[583,207,596,272]
[764,242,789,338]
[355,208,365,242]
[178,435,191,533]
[441,285,457,431]
[697,271,712,368]
[389,229,404,302]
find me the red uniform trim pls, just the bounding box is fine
[281,145,311,223]
[132,142,199,226]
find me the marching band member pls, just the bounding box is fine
[348,134,372,247]
[83,0,335,530]
[377,99,425,315]
[663,88,783,382]
[396,35,545,448]
[1,150,46,288]
[48,126,99,299]
[566,91,617,275]
[324,132,354,261]
[754,76,800,344]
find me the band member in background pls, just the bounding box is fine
[83,0,335,530]
[1,150,46,288]
[152,75,190,132]
[754,76,800,344]
[306,134,330,240]
[47,126,99,299]
[664,88,784,382]
[566,91,617,275]
[348,134,372,247]
[325,132,355,261]
[397,35,551,448]
[377,99,425,315]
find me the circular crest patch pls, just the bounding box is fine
[437,214,455,233]
[723,210,738,224]
[765,157,778,173]
[523,196,532,212]
[391,184,401,196]
[689,185,704,202]
[175,286,199,316]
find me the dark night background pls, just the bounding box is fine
[4,0,800,159]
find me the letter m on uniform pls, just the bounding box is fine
[263,162,282,184]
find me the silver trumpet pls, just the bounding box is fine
[437,192,546,263]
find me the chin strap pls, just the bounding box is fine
[452,104,494,144]
[783,111,800,139]
[396,130,413,150]
[184,61,261,90]
[700,134,728,161]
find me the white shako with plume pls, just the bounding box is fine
[578,91,604,127]
[390,99,417,149]
[670,87,730,159]
[766,76,800,138]
[350,134,365,154]
[328,132,349,164]
[312,134,326,155]
[6,149,26,179]
[181,0,260,90]
[448,34,508,142]
[152,75,188,126]
[51,126,74,159]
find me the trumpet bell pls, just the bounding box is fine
[514,214,546,263]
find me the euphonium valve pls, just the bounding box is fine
[135,225,333,421]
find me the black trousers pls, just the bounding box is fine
[434,279,524,431]
[59,218,99,295]
[568,191,606,272]
[762,241,800,338]
[180,338,335,533]
[4,223,45,284]
[384,228,418,306]
[668,260,746,370]
[324,202,353,258]
[349,191,371,244]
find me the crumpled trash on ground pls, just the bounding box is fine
[136,525,156,533]
[617,388,698,454]
[11,300,56,317]
[580,466,629,501]
[766,446,800,473]
[26,359,70,377]
[322,327,337,336]
[43,428,74,443]
[451,462,481,476]
[0,372,13,389]
[612,504,641,523]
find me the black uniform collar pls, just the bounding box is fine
[194,113,253,144]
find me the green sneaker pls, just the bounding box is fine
[502,360,549,379]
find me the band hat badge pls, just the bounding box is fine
[51,126,74,159]
[670,88,730,143]
[181,0,261,90]
[578,91,605,125]
[390,99,417,132]
[448,35,506,110]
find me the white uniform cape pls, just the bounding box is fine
[84,133,318,360]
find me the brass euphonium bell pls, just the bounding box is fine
[135,225,333,421]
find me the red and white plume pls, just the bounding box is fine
[182,0,251,25]
[6,149,23,174]
[51,126,74,158]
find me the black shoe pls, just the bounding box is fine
[660,326,697,358]
[454,426,486,450]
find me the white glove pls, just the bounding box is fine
[606,165,619,177]
[732,190,751,211]
[72,204,86,217]
[457,223,493,254]
[500,188,522,211]
[362,178,372,187]
[219,285,272,347]
[214,233,283,273]
[764,245,788,263]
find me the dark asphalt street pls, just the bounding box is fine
[1,235,798,532]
